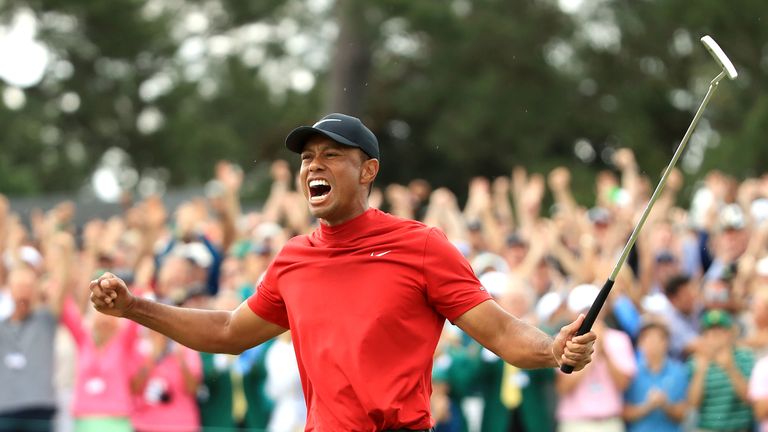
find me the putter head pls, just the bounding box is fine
[700,35,738,80]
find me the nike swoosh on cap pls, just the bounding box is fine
[313,118,342,127]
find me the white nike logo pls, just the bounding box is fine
[370,250,391,257]
[313,118,342,127]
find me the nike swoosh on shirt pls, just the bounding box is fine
[370,251,391,257]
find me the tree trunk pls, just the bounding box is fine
[326,0,373,116]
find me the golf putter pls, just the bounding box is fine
[560,35,738,373]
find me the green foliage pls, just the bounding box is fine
[0,0,764,203]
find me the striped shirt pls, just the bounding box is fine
[689,347,755,431]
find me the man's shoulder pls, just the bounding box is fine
[372,208,431,231]
[366,209,439,244]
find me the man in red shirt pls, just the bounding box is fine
[90,113,596,431]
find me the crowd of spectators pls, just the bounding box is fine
[1,148,768,432]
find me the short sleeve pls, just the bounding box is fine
[247,263,290,329]
[749,356,768,401]
[422,228,492,322]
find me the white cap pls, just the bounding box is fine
[471,252,510,275]
[253,222,282,242]
[3,246,43,270]
[567,284,599,313]
[751,198,768,225]
[641,292,670,313]
[173,242,213,268]
[719,204,745,230]
[478,271,509,297]
[535,291,563,322]
[757,256,768,277]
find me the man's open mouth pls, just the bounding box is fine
[309,179,331,202]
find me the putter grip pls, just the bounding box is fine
[559,279,615,374]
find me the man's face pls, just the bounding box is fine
[9,269,37,320]
[638,326,668,359]
[655,259,680,285]
[703,326,732,350]
[717,227,748,259]
[299,137,378,225]
[503,244,528,267]
[674,280,696,314]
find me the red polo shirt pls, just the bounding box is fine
[248,208,491,431]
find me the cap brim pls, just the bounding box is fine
[285,126,360,154]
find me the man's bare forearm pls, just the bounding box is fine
[124,298,239,354]
[456,301,558,369]
[497,318,558,369]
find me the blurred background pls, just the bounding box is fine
[1,0,765,210]
[2,2,768,432]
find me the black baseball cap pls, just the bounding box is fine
[285,113,380,159]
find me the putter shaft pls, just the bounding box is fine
[607,70,727,282]
[559,70,729,374]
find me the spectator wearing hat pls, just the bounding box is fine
[501,232,529,271]
[154,201,227,297]
[749,352,768,432]
[703,204,749,283]
[648,251,681,295]
[688,309,755,432]
[623,318,689,432]
[556,284,637,432]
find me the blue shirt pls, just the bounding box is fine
[625,353,689,432]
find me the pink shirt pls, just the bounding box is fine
[130,343,202,432]
[556,327,637,421]
[749,355,768,432]
[61,298,139,417]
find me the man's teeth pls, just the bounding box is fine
[309,179,330,187]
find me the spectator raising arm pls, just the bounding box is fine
[210,161,243,254]
[45,231,76,318]
[463,177,504,253]
[548,166,578,217]
[491,175,515,234]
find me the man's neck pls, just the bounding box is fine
[319,203,369,227]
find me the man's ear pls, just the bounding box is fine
[360,158,379,186]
